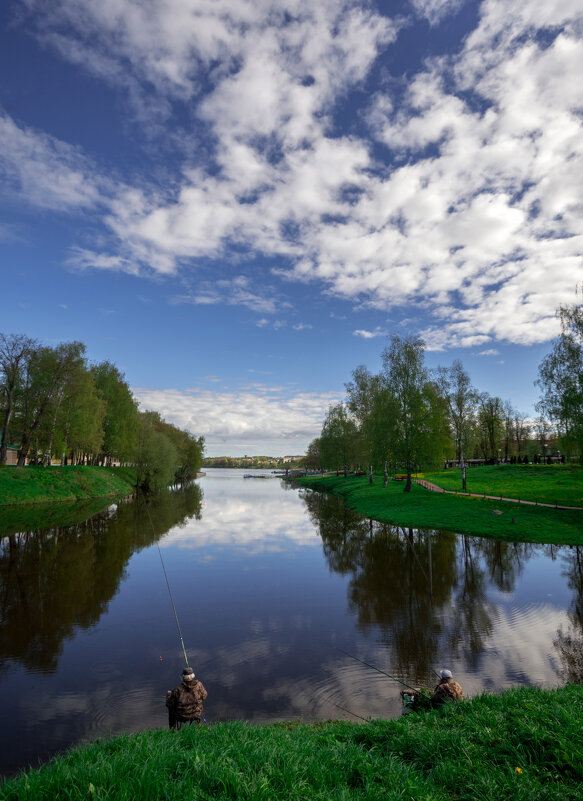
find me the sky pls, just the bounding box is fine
[1,0,582,456]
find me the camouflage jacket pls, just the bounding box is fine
[166,679,207,720]
[432,678,464,704]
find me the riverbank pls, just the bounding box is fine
[293,469,583,545]
[0,466,137,506]
[1,685,581,799]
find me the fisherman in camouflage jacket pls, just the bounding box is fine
[431,669,464,705]
[166,667,207,729]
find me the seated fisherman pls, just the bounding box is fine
[401,669,463,712]
[431,669,464,705]
[166,667,207,730]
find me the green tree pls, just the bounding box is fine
[476,394,504,463]
[91,362,139,465]
[537,292,583,461]
[319,403,359,476]
[0,333,38,464]
[134,413,179,492]
[435,359,479,490]
[15,342,86,467]
[303,437,321,472]
[57,363,105,464]
[381,334,432,492]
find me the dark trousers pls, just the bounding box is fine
[168,710,202,730]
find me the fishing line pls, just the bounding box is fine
[143,501,190,668]
[336,648,431,698]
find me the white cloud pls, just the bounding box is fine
[133,385,342,454]
[172,276,284,315]
[409,0,466,26]
[353,326,389,339]
[8,0,583,350]
[0,113,105,212]
[292,323,312,330]
[477,348,500,356]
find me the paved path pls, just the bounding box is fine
[412,478,583,511]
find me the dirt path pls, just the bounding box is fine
[412,478,583,511]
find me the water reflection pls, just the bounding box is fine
[300,488,583,690]
[0,486,202,676]
[1,471,582,777]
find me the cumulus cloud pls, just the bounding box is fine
[133,385,342,454]
[8,0,583,349]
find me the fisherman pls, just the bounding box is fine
[166,667,207,730]
[401,669,463,712]
[431,669,464,705]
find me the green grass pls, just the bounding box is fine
[1,686,582,800]
[423,464,583,507]
[294,472,583,545]
[0,466,137,507]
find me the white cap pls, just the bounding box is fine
[440,669,453,679]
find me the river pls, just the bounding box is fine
[0,467,581,775]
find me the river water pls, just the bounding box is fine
[0,468,581,775]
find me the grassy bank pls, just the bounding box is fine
[424,464,583,507]
[1,686,581,800]
[294,469,583,545]
[0,466,137,507]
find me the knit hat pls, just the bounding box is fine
[440,669,453,679]
[182,667,195,680]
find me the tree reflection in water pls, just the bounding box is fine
[0,485,202,677]
[554,545,583,683]
[300,488,583,688]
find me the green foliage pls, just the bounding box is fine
[2,686,582,800]
[537,290,583,462]
[91,361,140,464]
[319,402,360,473]
[0,333,204,490]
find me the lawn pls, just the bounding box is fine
[294,471,583,545]
[423,464,583,507]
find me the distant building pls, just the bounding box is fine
[282,455,304,463]
[4,445,19,466]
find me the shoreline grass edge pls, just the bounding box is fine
[1,685,582,799]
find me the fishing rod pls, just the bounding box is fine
[336,648,431,698]
[327,698,370,722]
[144,501,190,668]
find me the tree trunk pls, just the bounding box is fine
[0,394,15,465]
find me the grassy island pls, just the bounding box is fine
[293,465,583,546]
[0,466,137,507]
[1,685,582,800]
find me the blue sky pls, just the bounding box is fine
[1,0,581,455]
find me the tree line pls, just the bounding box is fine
[0,333,204,491]
[305,292,583,487]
